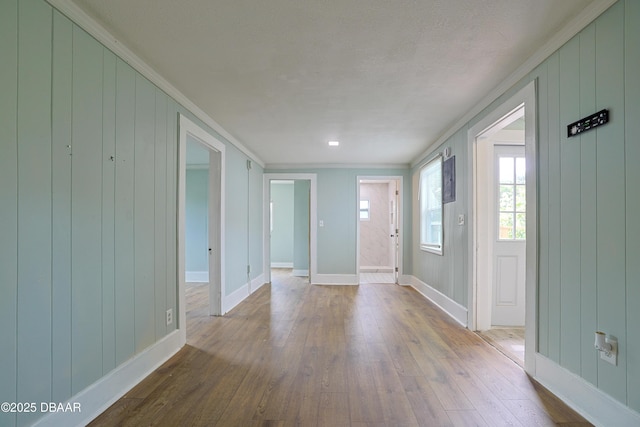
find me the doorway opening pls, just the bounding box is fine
[269,179,310,282]
[178,115,225,345]
[357,176,403,284]
[467,81,537,373]
[263,173,317,285]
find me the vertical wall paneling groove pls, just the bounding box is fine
[16,2,53,425]
[546,51,562,363]
[134,74,157,352]
[578,23,598,386]
[594,1,627,403]
[102,48,117,374]
[625,0,640,413]
[0,0,18,423]
[51,9,73,403]
[535,62,550,357]
[166,101,178,332]
[114,59,136,365]
[154,90,168,339]
[71,26,104,395]
[558,37,582,374]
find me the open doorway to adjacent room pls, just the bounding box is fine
[263,173,317,285]
[269,179,310,282]
[357,176,403,284]
[178,115,225,345]
[468,82,537,371]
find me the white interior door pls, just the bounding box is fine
[390,181,399,283]
[491,145,526,326]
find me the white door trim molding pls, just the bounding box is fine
[178,114,226,345]
[263,173,317,284]
[467,80,537,374]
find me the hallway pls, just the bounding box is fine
[90,272,589,426]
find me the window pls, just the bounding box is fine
[497,155,526,240]
[359,200,370,220]
[419,156,443,254]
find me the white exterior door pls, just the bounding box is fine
[491,145,526,326]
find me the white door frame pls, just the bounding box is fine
[467,81,537,374]
[356,176,404,284]
[263,173,317,284]
[178,114,225,344]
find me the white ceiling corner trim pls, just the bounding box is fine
[46,0,266,168]
[409,0,618,168]
[264,162,411,171]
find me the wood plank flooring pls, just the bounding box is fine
[477,328,526,367]
[89,270,591,426]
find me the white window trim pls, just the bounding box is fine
[419,155,443,255]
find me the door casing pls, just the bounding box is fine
[467,81,537,374]
[178,115,225,344]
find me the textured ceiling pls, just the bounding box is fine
[70,0,596,167]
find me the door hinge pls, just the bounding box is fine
[395,228,399,234]
[395,267,399,272]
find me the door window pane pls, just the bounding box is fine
[498,154,526,240]
[515,157,526,184]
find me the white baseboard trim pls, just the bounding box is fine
[535,354,640,427]
[313,274,358,285]
[292,269,309,277]
[223,282,249,314]
[406,275,468,327]
[33,330,183,427]
[271,262,293,268]
[250,273,266,293]
[185,271,208,283]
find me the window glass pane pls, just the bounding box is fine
[499,213,514,239]
[360,200,369,209]
[515,185,526,212]
[360,211,369,220]
[499,185,514,211]
[499,157,514,184]
[420,156,443,252]
[515,213,526,240]
[515,157,526,184]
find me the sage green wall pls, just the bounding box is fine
[265,168,412,275]
[185,169,209,273]
[0,1,263,426]
[249,161,264,282]
[293,180,311,272]
[412,0,640,413]
[271,182,295,263]
[412,129,469,306]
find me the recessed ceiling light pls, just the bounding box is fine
[328,140,340,147]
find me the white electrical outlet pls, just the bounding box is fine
[601,337,617,366]
[166,308,173,326]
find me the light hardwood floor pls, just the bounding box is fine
[90,270,590,426]
[477,328,526,368]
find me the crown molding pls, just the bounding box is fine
[410,0,618,168]
[265,162,410,170]
[46,0,265,168]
